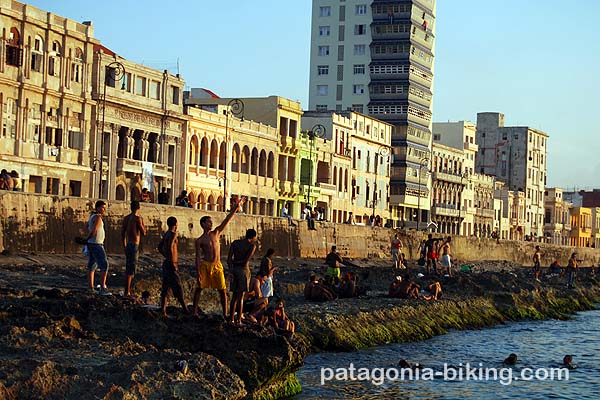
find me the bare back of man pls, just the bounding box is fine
[121,201,146,297]
[193,196,247,317]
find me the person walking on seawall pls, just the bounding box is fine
[391,233,404,269]
[192,196,247,318]
[227,228,258,325]
[281,203,296,226]
[121,200,147,297]
[86,200,111,295]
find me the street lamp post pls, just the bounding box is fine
[98,61,126,199]
[417,157,429,231]
[303,124,326,206]
[372,145,390,220]
[223,99,244,211]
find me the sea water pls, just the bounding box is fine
[295,309,600,399]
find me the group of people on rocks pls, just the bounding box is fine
[388,274,442,301]
[418,234,454,276]
[84,196,294,334]
[0,169,21,191]
[531,246,599,289]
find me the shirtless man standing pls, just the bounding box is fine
[192,196,247,318]
[440,236,453,276]
[227,229,258,325]
[158,216,189,317]
[532,245,542,282]
[121,200,147,297]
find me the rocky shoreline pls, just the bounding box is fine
[0,254,598,399]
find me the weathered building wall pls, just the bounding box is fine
[1,192,599,266]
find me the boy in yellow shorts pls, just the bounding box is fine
[193,196,247,318]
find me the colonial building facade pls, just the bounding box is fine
[91,50,185,202]
[302,110,392,224]
[184,104,279,215]
[0,1,98,196]
[543,188,572,246]
[184,94,303,218]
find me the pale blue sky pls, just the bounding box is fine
[27,0,599,189]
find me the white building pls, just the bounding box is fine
[308,0,437,229]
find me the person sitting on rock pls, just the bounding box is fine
[389,274,419,299]
[548,260,561,276]
[304,275,336,302]
[243,272,269,323]
[271,298,295,335]
[423,278,442,301]
[337,273,357,298]
[388,276,403,297]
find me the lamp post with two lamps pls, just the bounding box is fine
[97,61,126,199]
[302,124,326,206]
[416,157,430,231]
[223,99,244,211]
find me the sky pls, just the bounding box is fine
[26,0,600,189]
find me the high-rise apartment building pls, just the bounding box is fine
[475,112,548,238]
[309,0,436,228]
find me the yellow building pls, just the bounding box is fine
[184,104,279,215]
[0,0,98,196]
[570,207,592,247]
[184,93,303,218]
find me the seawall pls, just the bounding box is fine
[1,191,599,266]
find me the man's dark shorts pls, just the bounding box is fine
[161,262,184,299]
[125,243,139,276]
[231,267,250,294]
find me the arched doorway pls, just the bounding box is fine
[116,185,126,201]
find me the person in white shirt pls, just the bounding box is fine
[86,200,111,295]
[280,203,296,226]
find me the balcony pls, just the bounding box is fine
[278,180,299,195]
[299,184,321,198]
[432,170,466,185]
[431,204,465,218]
[117,158,142,174]
[318,181,337,195]
[476,208,495,219]
[464,141,478,152]
[544,222,563,232]
[279,136,298,154]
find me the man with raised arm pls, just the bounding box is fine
[192,196,247,318]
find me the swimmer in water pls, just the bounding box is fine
[503,353,518,365]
